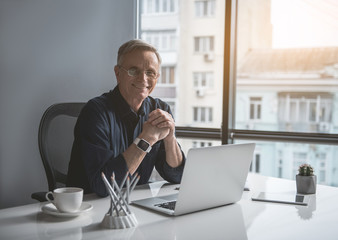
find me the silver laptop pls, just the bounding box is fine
[132,143,255,216]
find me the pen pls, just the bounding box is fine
[126,176,130,204]
[102,172,128,215]
[119,171,130,189]
[111,175,132,214]
[130,175,140,192]
[101,172,118,216]
[130,172,139,187]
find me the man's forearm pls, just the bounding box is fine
[164,136,183,168]
[122,130,158,174]
[122,143,147,175]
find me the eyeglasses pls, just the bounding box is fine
[118,65,159,80]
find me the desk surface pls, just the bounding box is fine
[1,174,338,240]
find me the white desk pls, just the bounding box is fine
[1,174,338,240]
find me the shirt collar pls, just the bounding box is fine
[111,86,146,119]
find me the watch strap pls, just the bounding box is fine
[133,137,152,153]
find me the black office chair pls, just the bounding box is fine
[31,102,85,202]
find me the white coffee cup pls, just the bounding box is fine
[45,187,83,213]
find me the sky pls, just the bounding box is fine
[271,0,338,48]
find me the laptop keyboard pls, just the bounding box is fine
[155,201,176,210]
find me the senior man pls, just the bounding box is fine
[67,39,185,196]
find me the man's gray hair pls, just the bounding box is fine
[117,39,162,65]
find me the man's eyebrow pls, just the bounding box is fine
[147,66,158,71]
[127,65,157,71]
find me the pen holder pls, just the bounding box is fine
[101,212,138,229]
[100,172,140,229]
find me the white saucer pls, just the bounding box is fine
[41,202,93,217]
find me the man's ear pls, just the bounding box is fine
[114,65,120,83]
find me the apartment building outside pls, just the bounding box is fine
[139,0,338,186]
[237,47,338,186]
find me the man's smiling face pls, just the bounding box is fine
[115,49,160,109]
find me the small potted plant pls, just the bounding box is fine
[296,164,316,194]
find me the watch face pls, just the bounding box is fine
[138,139,150,151]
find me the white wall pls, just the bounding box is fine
[0,0,136,209]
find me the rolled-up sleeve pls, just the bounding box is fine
[154,142,186,184]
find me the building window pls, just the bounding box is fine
[249,97,262,120]
[192,141,213,148]
[278,159,283,178]
[166,100,176,119]
[158,66,175,85]
[194,36,214,53]
[142,31,176,51]
[317,152,327,184]
[278,93,332,124]
[195,0,216,17]
[142,0,176,14]
[193,72,213,89]
[278,93,333,132]
[193,107,213,123]
[250,153,261,173]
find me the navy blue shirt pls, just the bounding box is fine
[67,86,185,197]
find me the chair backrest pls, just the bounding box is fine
[38,102,85,191]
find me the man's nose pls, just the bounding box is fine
[137,71,150,81]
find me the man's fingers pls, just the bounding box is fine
[157,122,171,128]
[149,111,173,125]
[151,115,168,125]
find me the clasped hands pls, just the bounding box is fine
[142,109,175,145]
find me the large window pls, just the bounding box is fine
[139,0,338,187]
[236,139,338,186]
[234,0,338,186]
[236,0,338,134]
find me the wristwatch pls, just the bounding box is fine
[133,137,152,153]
